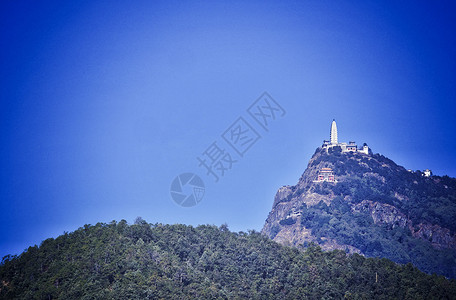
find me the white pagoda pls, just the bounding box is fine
[323,119,369,155]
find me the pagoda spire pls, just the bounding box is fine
[330,119,338,144]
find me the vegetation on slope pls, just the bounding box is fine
[298,199,456,278]
[311,148,456,233]
[280,149,456,278]
[1,220,455,299]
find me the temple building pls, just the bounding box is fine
[315,167,335,182]
[323,119,369,155]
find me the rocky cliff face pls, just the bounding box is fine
[262,147,456,278]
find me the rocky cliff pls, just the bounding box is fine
[262,147,456,278]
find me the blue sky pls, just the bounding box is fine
[1,0,455,257]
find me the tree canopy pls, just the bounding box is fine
[1,221,455,299]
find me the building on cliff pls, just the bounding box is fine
[314,167,335,182]
[323,119,369,155]
[423,169,432,177]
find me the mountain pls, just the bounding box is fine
[1,221,455,299]
[262,146,456,278]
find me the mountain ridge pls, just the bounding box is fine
[262,146,456,278]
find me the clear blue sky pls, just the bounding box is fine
[1,0,455,257]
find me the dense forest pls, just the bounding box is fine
[1,220,455,299]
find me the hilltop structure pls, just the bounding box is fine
[423,169,432,177]
[330,120,338,144]
[323,119,369,154]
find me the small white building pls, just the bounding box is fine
[358,144,369,155]
[346,141,357,152]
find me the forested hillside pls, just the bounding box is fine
[1,220,455,299]
[262,147,456,278]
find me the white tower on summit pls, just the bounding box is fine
[330,119,338,145]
